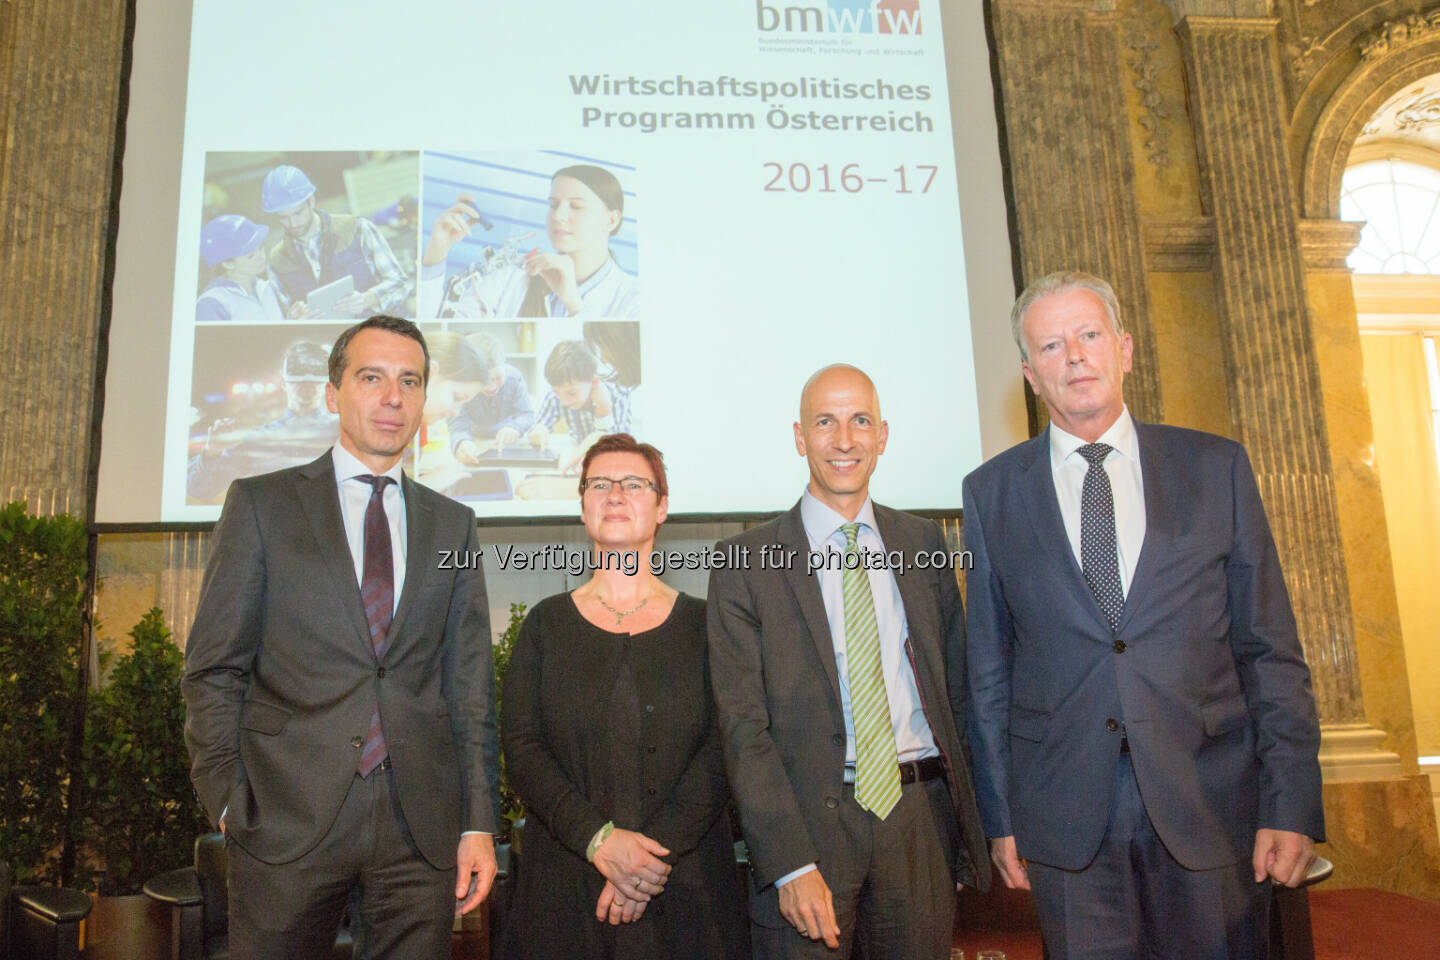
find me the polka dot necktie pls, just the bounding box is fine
[841,523,902,820]
[1077,443,1125,632]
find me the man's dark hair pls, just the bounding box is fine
[328,316,431,388]
[543,340,598,386]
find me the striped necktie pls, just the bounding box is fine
[357,474,394,777]
[841,523,902,819]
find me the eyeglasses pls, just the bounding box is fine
[581,475,659,496]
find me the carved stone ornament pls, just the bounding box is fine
[1395,87,1440,129]
[1126,26,1172,170]
[1359,11,1440,61]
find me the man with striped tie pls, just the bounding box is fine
[184,316,500,958]
[964,272,1324,958]
[708,364,988,958]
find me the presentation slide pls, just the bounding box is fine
[100,0,1019,523]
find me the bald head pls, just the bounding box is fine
[794,364,887,520]
[798,364,881,422]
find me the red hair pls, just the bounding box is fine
[578,433,668,498]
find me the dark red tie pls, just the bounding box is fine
[357,474,394,777]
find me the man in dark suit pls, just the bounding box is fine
[183,316,500,958]
[964,272,1324,958]
[708,364,988,958]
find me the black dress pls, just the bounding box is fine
[500,593,749,960]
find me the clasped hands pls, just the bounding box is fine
[592,828,672,926]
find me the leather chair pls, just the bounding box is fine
[0,858,92,960]
[144,833,353,960]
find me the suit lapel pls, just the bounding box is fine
[385,472,433,655]
[875,506,939,660]
[777,505,844,710]
[297,452,373,650]
[1019,430,1113,635]
[1114,422,1178,634]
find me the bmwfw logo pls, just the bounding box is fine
[755,0,923,35]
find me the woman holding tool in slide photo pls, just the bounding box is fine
[420,164,639,320]
[196,214,289,323]
[500,434,747,960]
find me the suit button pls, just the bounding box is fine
[647,746,656,755]
[377,667,387,678]
[832,734,844,747]
[351,736,363,748]
[645,705,654,713]
[824,797,838,809]
[1105,718,1119,732]
[647,788,656,797]
[1112,639,1126,654]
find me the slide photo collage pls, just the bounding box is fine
[186,149,640,509]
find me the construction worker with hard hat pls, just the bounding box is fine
[187,339,339,503]
[197,214,289,323]
[261,164,411,319]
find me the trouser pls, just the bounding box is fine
[753,776,959,960]
[227,762,455,960]
[1027,752,1270,960]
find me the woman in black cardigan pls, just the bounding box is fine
[500,433,748,959]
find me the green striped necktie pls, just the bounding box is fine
[841,523,902,819]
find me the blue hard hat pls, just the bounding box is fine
[201,215,270,267]
[261,164,317,213]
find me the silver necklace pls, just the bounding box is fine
[596,593,649,627]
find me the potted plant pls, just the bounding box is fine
[80,607,209,959]
[0,502,87,886]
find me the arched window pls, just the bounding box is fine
[1342,158,1440,274]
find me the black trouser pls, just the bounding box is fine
[227,764,455,960]
[1027,752,1270,960]
[753,776,959,960]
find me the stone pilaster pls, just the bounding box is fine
[0,0,130,518]
[1175,16,1370,729]
[990,0,1163,423]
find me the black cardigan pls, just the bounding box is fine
[500,592,748,959]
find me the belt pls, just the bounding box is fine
[842,756,946,785]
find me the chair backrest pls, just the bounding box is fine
[193,834,229,941]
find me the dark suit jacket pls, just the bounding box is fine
[183,451,500,868]
[963,422,1324,872]
[707,500,990,920]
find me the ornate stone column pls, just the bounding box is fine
[1173,12,1399,780]
[0,0,129,518]
[990,0,1163,423]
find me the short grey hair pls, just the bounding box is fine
[1009,271,1125,361]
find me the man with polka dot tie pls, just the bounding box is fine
[963,272,1325,959]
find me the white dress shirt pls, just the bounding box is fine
[1048,406,1146,593]
[332,444,406,610]
[777,490,940,887]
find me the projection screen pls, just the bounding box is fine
[97,0,1023,523]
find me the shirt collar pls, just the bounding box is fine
[1048,405,1138,469]
[800,486,878,548]
[575,257,615,296]
[331,443,405,485]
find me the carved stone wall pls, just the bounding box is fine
[989,0,1163,423]
[0,0,129,517]
[1176,16,1368,725]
